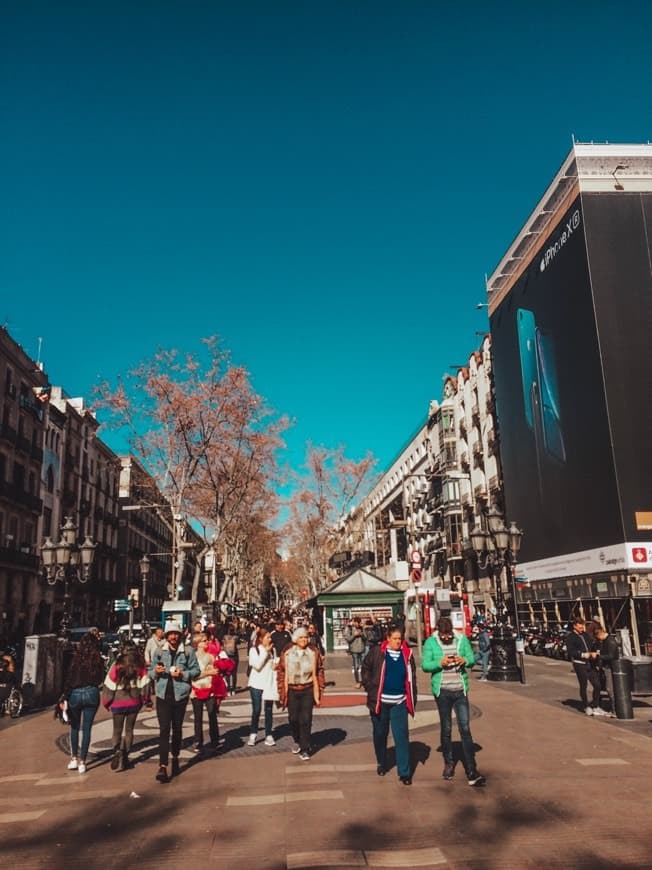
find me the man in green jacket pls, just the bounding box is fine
[422,616,486,786]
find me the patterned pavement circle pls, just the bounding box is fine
[55,692,482,763]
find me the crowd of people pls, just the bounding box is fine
[55,603,627,790]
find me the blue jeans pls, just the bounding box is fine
[370,701,410,778]
[478,651,490,678]
[351,652,364,683]
[249,687,273,736]
[68,686,100,762]
[435,689,477,776]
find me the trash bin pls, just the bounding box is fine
[611,658,634,720]
[624,655,652,695]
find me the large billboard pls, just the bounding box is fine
[490,195,625,577]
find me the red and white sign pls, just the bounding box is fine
[410,550,421,564]
[632,547,648,563]
[410,568,422,584]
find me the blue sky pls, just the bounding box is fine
[2,1,652,480]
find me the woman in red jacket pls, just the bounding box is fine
[190,632,235,751]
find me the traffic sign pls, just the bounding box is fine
[410,550,421,564]
[410,568,422,584]
[114,599,131,611]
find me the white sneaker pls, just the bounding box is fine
[264,735,276,746]
[291,744,301,754]
[585,707,594,716]
[67,758,78,770]
[247,734,257,746]
[78,762,87,774]
[593,707,609,716]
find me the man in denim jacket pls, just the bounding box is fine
[149,620,200,783]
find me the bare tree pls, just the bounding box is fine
[96,336,288,601]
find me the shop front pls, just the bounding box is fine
[315,568,404,653]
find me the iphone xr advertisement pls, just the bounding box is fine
[490,196,623,565]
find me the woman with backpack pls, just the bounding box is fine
[102,644,151,771]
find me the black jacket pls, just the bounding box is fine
[599,635,620,668]
[565,630,595,665]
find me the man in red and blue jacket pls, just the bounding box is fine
[361,624,417,785]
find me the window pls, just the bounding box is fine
[43,507,52,538]
[46,465,55,493]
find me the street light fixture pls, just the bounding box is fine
[41,516,97,639]
[139,554,150,623]
[471,506,524,682]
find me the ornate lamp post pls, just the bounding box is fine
[41,517,97,639]
[139,554,150,624]
[470,505,523,682]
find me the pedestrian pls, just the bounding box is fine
[307,622,325,656]
[565,617,603,716]
[343,617,366,688]
[59,632,105,774]
[595,624,619,716]
[149,620,200,783]
[247,627,277,746]
[422,616,486,786]
[476,623,491,681]
[361,624,417,785]
[144,626,165,667]
[102,645,151,771]
[277,626,325,760]
[222,625,239,695]
[270,617,293,658]
[190,632,235,751]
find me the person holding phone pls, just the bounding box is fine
[149,620,200,783]
[422,616,486,787]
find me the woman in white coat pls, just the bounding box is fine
[247,627,278,746]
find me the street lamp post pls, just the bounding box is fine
[41,516,97,639]
[139,554,150,624]
[470,505,523,682]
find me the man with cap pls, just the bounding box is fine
[149,620,200,783]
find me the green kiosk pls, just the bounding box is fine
[316,568,404,653]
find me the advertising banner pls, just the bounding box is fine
[490,195,623,566]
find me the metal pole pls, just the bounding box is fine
[629,591,641,656]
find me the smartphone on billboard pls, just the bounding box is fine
[517,308,538,430]
[536,329,566,463]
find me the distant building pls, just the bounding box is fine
[0,327,48,642]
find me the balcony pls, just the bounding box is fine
[15,433,32,456]
[18,393,44,421]
[0,422,17,446]
[0,480,43,513]
[0,545,39,571]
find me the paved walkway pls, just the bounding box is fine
[1,654,651,869]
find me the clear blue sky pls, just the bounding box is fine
[3,1,651,477]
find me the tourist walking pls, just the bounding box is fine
[277,627,325,760]
[102,645,151,771]
[60,632,105,774]
[149,620,200,783]
[247,627,277,746]
[190,631,234,751]
[344,618,366,688]
[422,616,486,786]
[361,624,417,784]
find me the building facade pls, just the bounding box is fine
[338,335,503,618]
[487,142,652,650]
[0,328,48,644]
